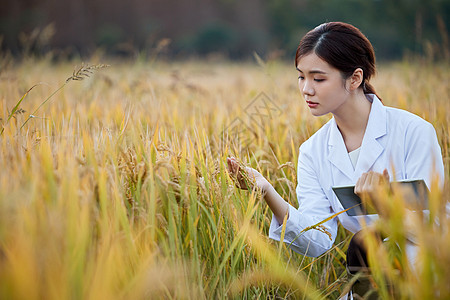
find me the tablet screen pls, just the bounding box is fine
[332,179,429,216]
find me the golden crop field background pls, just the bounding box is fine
[0,56,449,299]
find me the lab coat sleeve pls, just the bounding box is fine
[269,144,338,257]
[404,120,444,189]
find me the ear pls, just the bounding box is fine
[348,68,364,91]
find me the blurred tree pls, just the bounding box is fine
[0,0,448,60]
[194,23,238,55]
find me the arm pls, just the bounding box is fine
[404,121,444,189]
[274,146,337,257]
[228,146,339,257]
[260,181,290,225]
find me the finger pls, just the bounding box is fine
[359,172,374,194]
[227,158,232,171]
[355,172,367,194]
[383,169,390,181]
[365,172,377,191]
[355,178,361,194]
[227,158,235,174]
[365,171,374,184]
[228,159,239,175]
[371,171,384,186]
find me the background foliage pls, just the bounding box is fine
[1,0,449,60]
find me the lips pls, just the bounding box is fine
[306,101,318,108]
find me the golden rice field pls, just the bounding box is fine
[0,55,449,299]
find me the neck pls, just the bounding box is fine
[333,91,372,151]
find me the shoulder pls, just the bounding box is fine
[385,106,435,134]
[368,94,434,135]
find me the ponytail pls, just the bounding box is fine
[362,80,382,102]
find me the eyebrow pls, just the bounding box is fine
[296,67,327,75]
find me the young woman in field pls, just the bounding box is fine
[227,22,444,297]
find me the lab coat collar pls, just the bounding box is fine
[327,94,387,181]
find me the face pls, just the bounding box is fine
[296,53,351,117]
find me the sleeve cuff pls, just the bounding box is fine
[268,203,337,257]
[268,203,301,240]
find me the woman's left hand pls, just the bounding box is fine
[354,169,390,214]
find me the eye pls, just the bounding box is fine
[298,75,304,80]
[314,78,325,82]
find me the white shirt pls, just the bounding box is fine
[269,94,445,257]
[348,147,360,170]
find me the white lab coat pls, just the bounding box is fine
[269,94,445,257]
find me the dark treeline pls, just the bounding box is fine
[1,0,449,60]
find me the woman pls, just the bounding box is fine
[227,22,444,297]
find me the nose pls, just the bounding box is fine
[301,79,314,96]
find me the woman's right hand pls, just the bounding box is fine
[226,157,269,192]
[227,156,289,225]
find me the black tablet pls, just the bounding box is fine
[332,179,429,216]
